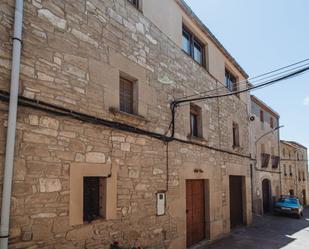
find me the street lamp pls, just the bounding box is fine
[255,125,285,156]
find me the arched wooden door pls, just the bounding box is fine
[262,179,271,213]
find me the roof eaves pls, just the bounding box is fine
[177,0,249,79]
[251,95,280,118]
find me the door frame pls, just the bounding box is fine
[185,179,210,247]
[262,178,272,214]
[229,175,246,229]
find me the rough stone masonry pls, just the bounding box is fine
[0,0,252,248]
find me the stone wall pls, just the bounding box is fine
[249,104,281,214]
[280,142,309,205]
[0,0,252,248]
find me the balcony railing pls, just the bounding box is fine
[271,156,280,169]
[261,153,270,168]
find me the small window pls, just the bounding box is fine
[190,104,202,138]
[282,148,285,157]
[289,165,293,176]
[289,189,294,196]
[232,122,240,147]
[284,164,287,176]
[127,0,139,9]
[270,117,274,129]
[303,172,305,181]
[120,77,134,114]
[83,177,106,222]
[260,110,264,123]
[225,69,237,93]
[182,26,205,66]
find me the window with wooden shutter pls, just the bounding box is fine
[270,116,274,128]
[120,77,134,114]
[260,110,264,123]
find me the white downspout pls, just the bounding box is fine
[0,1,24,248]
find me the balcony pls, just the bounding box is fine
[271,156,280,169]
[261,153,270,168]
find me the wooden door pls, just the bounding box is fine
[262,179,271,213]
[229,176,244,229]
[186,180,205,247]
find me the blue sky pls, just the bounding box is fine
[185,0,309,149]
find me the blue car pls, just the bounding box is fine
[274,196,304,218]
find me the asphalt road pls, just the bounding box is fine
[206,208,309,249]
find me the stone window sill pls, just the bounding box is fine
[109,107,148,124]
[187,134,208,143]
[84,217,106,225]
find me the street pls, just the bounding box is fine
[206,208,309,249]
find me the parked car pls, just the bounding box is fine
[274,196,304,218]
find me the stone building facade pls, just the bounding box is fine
[0,0,253,248]
[280,141,309,205]
[249,96,281,215]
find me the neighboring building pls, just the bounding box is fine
[249,96,281,215]
[280,141,309,205]
[0,0,252,249]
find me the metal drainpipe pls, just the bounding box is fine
[277,120,282,197]
[0,1,24,248]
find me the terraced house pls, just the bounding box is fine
[280,141,309,206]
[0,0,253,248]
[249,96,281,215]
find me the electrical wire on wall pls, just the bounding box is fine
[0,60,309,196]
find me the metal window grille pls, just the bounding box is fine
[120,77,134,114]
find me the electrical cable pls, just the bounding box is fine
[0,89,253,159]
[173,65,309,105]
[176,58,309,101]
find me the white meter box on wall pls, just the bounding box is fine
[156,191,166,216]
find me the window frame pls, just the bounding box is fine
[232,122,240,148]
[83,177,107,222]
[225,69,238,93]
[182,25,206,67]
[270,116,274,129]
[289,165,293,176]
[190,104,202,138]
[119,76,135,115]
[260,110,264,123]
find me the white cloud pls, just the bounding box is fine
[304,96,309,106]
